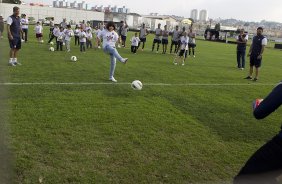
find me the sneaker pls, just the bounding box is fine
[141,49,144,51]
[122,58,128,64]
[174,62,178,65]
[117,45,121,48]
[109,77,117,83]
[253,78,258,82]
[8,62,16,66]
[241,68,244,70]
[182,63,185,66]
[244,76,252,80]
[193,55,196,58]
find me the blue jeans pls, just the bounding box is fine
[237,49,246,68]
[103,45,124,78]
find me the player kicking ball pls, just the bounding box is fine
[97,21,128,83]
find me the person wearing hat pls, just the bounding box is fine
[244,27,267,82]
[0,14,4,39]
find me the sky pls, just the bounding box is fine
[28,0,282,23]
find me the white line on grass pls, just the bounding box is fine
[0,82,277,86]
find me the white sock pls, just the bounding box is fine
[13,58,17,63]
[9,58,13,63]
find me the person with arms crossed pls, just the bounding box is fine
[170,25,180,54]
[138,23,148,51]
[162,25,169,54]
[188,27,197,58]
[244,27,267,82]
[152,23,162,53]
[97,21,128,83]
[7,6,22,66]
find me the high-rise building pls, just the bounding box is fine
[190,9,198,21]
[199,9,208,22]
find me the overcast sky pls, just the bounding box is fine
[32,0,282,22]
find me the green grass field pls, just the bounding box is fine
[1,27,282,183]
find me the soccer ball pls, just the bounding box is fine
[253,99,263,110]
[41,40,44,43]
[50,42,54,45]
[71,56,77,62]
[49,47,55,52]
[131,80,143,90]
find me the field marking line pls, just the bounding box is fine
[0,82,277,86]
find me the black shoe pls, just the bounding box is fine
[253,78,258,82]
[244,76,252,80]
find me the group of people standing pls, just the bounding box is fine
[236,27,267,82]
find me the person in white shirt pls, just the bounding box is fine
[34,21,43,43]
[56,27,65,51]
[174,32,189,66]
[49,17,54,39]
[152,23,162,53]
[48,23,58,44]
[79,27,86,52]
[97,21,128,83]
[188,28,197,58]
[131,32,140,54]
[64,25,74,52]
[21,14,28,42]
[86,29,93,49]
[138,23,148,51]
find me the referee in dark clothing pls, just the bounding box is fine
[244,27,267,82]
[234,82,282,184]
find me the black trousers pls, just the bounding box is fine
[234,135,282,184]
[131,46,137,53]
[56,41,63,51]
[75,36,79,46]
[22,29,28,42]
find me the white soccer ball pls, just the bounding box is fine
[131,80,143,90]
[50,42,54,45]
[41,40,44,43]
[71,56,77,62]
[49,47,55,52]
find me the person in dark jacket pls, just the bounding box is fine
[234,82,282,184]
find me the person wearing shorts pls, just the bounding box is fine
[244,27,267,82]
[7,6,22,66]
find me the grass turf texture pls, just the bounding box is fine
[1,26,282,183]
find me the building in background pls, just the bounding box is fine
[190,9,198,21]
[199,9,208,22]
